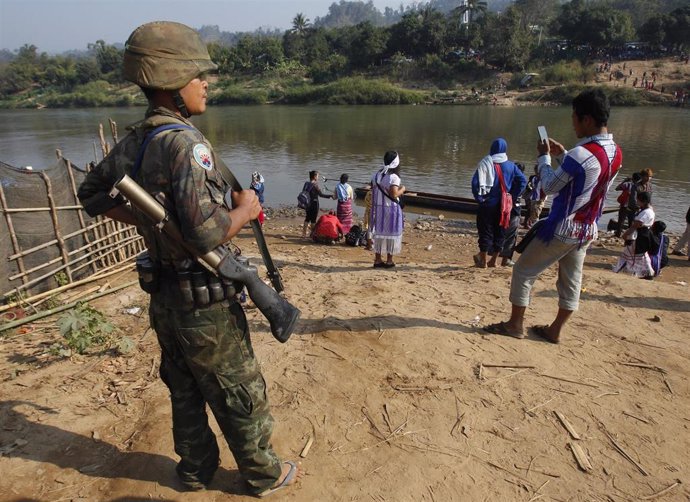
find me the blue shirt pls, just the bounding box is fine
[471,161,527,207]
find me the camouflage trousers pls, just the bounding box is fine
[149,296,282,494]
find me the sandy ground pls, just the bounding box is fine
[1,211,689,502]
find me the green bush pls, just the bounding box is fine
[518,84,666,106]
[210,85,268,105]
[57,303,114,355]
[537,61,594,86]
[280,77,424,105]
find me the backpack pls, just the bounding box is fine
[345,225,365,246]
[297,182,312,209]
[494,163,513,229]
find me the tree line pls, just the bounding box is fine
[0,0,688,105]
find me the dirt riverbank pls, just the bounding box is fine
[1,213,689,501]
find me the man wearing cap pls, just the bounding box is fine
[78,21,301,497]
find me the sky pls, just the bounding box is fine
[0,0,418,53]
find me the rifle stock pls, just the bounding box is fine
[113,174,299,343]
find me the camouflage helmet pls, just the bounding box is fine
[123,21,217,90]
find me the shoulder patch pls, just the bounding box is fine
[193,143,214,171]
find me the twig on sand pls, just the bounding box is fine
[450,395,465,438]
[528,480,550,502]
[603,430,649,476]
[490,368,529,383]
[640,480,681,500]
[320,345,347,361]
[663,376,673,395]
[569,442,593,472]
[482,363,536,369]
[618,361,666,374]
[361,406,386,440]
[382,404,393,433]
[622,411,650,424]
[594,391,620,399]
[364,465,383,478]
[300,436,314,458]
[554,411,581,440]
[539,373,599,388]
[525,396,557,416]
[514,464,561,478]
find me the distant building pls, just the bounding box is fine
[459,0,469,25]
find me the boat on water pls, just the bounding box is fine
[353,187,618,217]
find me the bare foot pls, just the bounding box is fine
[532,325,560,344]
[487,259,497,268]
[473,253,487,268]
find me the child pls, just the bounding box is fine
[648,221,669,278]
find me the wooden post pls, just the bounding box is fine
[98,123,110,157]
[60,151,98,275]
[109,118,119,144]
[0,183,29,286]
[40,172,72,283]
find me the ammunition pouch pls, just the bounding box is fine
[175,265,243,310]
[136,251,160,294]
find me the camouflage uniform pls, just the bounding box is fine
[77,24,282,494]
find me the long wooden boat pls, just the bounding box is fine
[354,187,618,217]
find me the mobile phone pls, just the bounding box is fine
[537,126,548,144]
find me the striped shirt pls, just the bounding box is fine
[538,133,620,244]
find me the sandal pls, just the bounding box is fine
[482,321,525,339]
[258,461,298,498]
[383,262,396,268]
[373,262,386,268]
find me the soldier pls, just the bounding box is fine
[77,21,301,497]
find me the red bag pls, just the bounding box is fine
[494,163,513,229]
[616,190,629,206]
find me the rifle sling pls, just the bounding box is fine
[214,157,284,293]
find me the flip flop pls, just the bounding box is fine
[258,460,298,498]
[531,325,560,344]
[383,262,396,268]
[373,262,386,268]
[482,321,525,339]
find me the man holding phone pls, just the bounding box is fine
[484,89,622,343]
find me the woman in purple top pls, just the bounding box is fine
[370,151,406,268]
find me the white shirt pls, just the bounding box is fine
[631,206,655,240]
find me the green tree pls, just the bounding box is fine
[482,6,534,70]
[387,8,448,58]
[329,22,388,69]
[292,13,311,35]
[556,1,634,50]
[639,14,668,46]
[88,40,123,82]
[664,6,690,50]
[314,0,385,28]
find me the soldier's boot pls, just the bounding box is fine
[176,444,220,491]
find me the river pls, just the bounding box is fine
[1,105,688,231]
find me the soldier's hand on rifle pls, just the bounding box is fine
[229,189,262,225]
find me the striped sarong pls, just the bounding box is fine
[337,199,353,234]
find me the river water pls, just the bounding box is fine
[1,105,688,231]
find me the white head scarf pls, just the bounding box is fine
[382,153,400,175]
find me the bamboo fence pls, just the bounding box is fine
[1,120,145,305]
